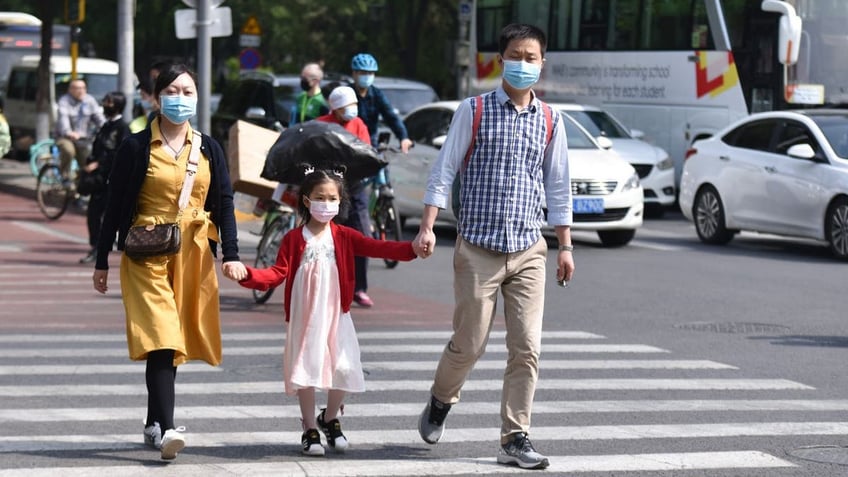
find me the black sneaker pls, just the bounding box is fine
[301,428,325,456]
[418,395,451,444]
[316,408,349,451]
[496,432,550,469]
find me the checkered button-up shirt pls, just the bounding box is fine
[423,87,571,253]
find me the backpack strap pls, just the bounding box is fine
[461,95,484,174]
[540,100,553,146]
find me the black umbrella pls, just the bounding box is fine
[261,121,387,184]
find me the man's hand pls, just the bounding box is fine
[400,138,413,153]
[413,228,435,259]
[66,131,81,141]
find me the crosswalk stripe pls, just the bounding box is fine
[4,399,848,423]
[0,378,813,397]
[0,330,606,343]
[0,451,796,475]
[3,423,846,452]
[0,343,668,358]
[0,359,733,375]
[0,363,220,375]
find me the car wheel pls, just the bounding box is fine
[826,197,848,260]
[693,186,734,245]
[597,229,635,247]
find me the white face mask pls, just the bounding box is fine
[308,200,340,223]
[341,105,358,121]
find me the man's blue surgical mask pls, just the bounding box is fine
[160,95,197,124]
[356,73,375,89]
[502,60,541,90]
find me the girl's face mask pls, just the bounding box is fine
[307,199,340,223]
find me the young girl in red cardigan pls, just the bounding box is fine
[236,166,420,456]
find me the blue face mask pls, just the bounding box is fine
[502,60,542,90]
[356,74,375,89]
[159,95,197,124]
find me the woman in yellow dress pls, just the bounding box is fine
[92,64,247,461]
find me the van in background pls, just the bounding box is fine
[4,55,122,158]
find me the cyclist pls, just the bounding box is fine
[291,62,330,124]
[55,78,106,178]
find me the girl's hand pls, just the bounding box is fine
[93,269,108,294]
[223,261,248,281]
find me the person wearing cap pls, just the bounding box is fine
[316,86,375,307]
[292,62,330,124]
[349,53,412,153]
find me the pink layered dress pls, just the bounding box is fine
[284,227,365,395]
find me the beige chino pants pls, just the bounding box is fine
[431,235,547,443]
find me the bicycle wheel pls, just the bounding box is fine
[375,198,403,269]
[36,164,71,220]
[252,214,290,304]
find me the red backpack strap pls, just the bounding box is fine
[462,95,484,173]
[541,100,553,146]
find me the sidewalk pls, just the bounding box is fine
[1,157,263,244]
[0,157,37,199]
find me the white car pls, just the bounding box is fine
[679,110,848,259]
[553,103,676,216]
[386,101,643,247]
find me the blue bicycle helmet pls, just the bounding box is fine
[351,53,378,72]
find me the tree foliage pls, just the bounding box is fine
[7,0,460,98]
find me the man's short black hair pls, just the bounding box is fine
[498,23,547,57]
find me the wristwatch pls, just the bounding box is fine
[558,244,574,252]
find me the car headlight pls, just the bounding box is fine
[656,157,673,170]
[622,173,640,191]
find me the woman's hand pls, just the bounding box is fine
[223,261,248,281]
[93,269,108,294]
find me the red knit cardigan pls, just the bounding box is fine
[239,222,416,321]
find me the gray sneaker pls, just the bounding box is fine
[143,421,162,449]
[418,395,451,444]
[496,432,550,469]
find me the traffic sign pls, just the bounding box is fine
[239,48,261,70]
[241,15,261,35]
[174,6,233,39]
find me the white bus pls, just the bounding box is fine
[469,0,847,185]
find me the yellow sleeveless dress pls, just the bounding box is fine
[119,120,222,366]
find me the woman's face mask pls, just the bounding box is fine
[159,94,197,124]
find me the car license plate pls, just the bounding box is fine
[573,198,604,214]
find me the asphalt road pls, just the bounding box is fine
[2,156,848,476]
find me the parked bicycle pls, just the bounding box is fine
[31,139,81,220]
[251,184,299,304]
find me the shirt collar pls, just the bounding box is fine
[495,85,540,113]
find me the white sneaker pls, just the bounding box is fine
[143,421,162,449]
[160,427,186,460]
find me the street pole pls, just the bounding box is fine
[117,0,134,120]
[196,0,211,133]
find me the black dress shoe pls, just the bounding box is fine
[79,249,96,264]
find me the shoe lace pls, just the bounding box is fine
[428,398,451,425]
[513,433,535,453]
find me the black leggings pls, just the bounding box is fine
[145,349,177,431]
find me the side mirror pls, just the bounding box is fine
[630,129,645,140]
[786,143,816,159]
[762,0,802,65]
[433,135,447,149]
[245,107,267,120]
[596,136,613,150]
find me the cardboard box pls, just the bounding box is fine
[227,120,280,198]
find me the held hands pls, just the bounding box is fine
[222,261,248,281]
[412,229,436,259]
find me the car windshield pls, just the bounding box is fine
[566,110,631,139]
[811,114,848,159]
[381,88,438,116]
[560,113,599,150]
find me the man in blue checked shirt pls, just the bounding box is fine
[413,23,574,470]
